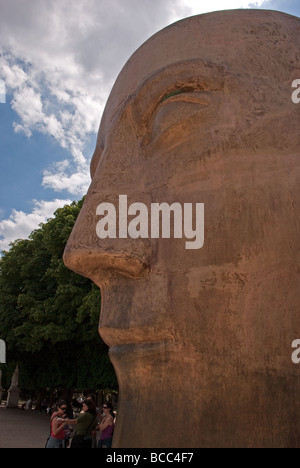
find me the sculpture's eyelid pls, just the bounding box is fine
[160,89,187,103]
[156,86,214,111]
[160,87,195,104]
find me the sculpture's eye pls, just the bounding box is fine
[143,88,212,147]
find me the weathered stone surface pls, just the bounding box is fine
[64,10,300,447]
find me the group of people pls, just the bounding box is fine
[46,397,115,449]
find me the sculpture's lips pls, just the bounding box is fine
[108,340,176,361]
[99,325,175,348]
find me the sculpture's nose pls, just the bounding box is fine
[63,94,153,283]
[63,240,150,282]
[63,192,152,283]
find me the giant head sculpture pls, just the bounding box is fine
[64,10,300,447]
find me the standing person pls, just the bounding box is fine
[98,402,115,448]
[46,401,68,449]
[40,399,48,414]
[86,394,96,404]
[25,398,32,411]
[86,394,98,448]
[68,400,98,449]
[64,401,75,448]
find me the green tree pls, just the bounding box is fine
[0,199,117,396]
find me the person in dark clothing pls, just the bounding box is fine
[68,400,98,449]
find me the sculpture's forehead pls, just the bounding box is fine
[98,9,300,141]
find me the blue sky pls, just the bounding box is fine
[0,0,299,252]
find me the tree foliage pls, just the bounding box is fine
[0,199,117,392]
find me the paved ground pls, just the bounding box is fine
[0,406,50,448]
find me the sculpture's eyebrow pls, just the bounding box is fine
[130,59,225,135]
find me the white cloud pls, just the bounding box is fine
[0,57,27,89]
[42,160,91,196]
[0,199,72,252]
[12,86,44,137]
